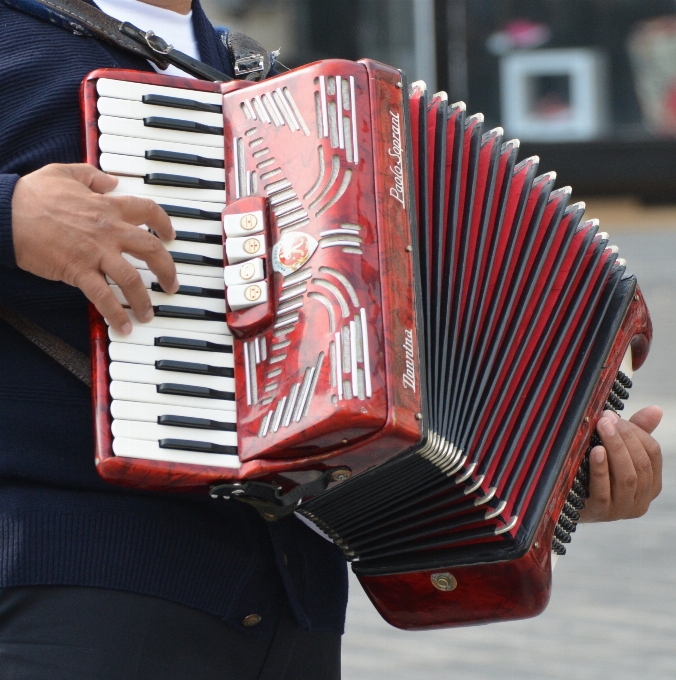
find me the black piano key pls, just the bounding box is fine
[153,305,226,321]
[142,94,223,114]
[173,230,222,245]
[145,149,224,169]
[169,251,224,267]
[158,204,222,221]
[151,282,224,298]
[159,438,237,455]
[155,359,234,378]
[155,336,232,353]
[144,116,223,136]
[158,414,236,431]
[157,383,235,400]
[145,173,225,191]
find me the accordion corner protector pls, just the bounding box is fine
[355,531,554,630]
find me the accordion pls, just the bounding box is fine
[81,59,652,630]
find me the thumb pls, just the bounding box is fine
[64,163,118,194]
[628,405,663,435]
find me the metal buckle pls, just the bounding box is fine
[144,30,174,55]
[234,55,265,77]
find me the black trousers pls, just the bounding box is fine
[0,586,341,680]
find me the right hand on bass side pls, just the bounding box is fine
[10,163,179,334]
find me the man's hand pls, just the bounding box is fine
[579,405,663,522]
[11,163,179,334]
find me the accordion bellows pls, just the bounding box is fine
[82,60,651,630]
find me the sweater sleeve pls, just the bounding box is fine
[0,173,19,269]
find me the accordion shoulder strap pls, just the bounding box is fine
[0,0,269,82]
[0,305,91,387]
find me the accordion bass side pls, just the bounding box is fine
[81,59,652,629]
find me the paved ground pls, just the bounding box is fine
[342,224,676,679]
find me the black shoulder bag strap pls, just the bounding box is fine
[0,0,274,385]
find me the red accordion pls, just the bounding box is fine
[81,59,652,630]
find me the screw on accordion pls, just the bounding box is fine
[81,59,652,629]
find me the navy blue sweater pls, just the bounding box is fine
[0,0,348,635]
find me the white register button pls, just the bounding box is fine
[223,258,265,287]
[225,234,266,264]
[227,281,269,311]
[223,210,265,238]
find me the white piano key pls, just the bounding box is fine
[97,97,223,128]
[97,78,223,106]
[116,310,229,336]
[122,252,224,279]
[223,258,265,287]
[108,342,233,368]
[108,324,230,347]
[105,174,225,203]
[112,437,241,468]
[112,270,224,292]
[120,231,224,261]
[111,400,237,425]
[110,361,235,391]
[112,420,237,446]
[170,217,222,236]
[108,286,226,314]
[163,239,224,261]
[110,381,235,411]
[106,184,225,213]
[100,153,225,183]
[99,134,224,161]
[227,281,269,311]
[223,210,265,238]
[99,116,224,148]
[225,235,266,265]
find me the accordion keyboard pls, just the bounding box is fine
[94,78,254,469]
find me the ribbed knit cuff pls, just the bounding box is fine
[0,173,20,269]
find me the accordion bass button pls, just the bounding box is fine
[431,573,457,592]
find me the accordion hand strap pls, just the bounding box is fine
[0,0,231,81]
[0,305,91,387]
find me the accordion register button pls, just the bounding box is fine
[223,258,265,287]
[223,210,265,238]
[227,281,268,311]
[225,235,266,264]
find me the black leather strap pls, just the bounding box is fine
[119,20,232,82]
[0,305,91,387]
[1,0,232,81]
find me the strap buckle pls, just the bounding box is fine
[143,30,174,55]
[234,54,265,77]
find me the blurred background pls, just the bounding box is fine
[198,1,676,676]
